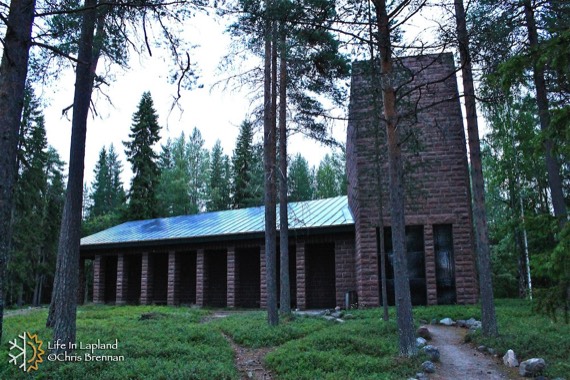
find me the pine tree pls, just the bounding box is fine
[124,91,161,221]
[288,153,313,202]
[208,140,231,211]
[0,0,36,343]
[454,0,498,337]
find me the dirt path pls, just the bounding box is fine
[200,311,274,379]
[427,325,520,380]
[222,334,274,380]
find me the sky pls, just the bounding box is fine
[41,12,346,189]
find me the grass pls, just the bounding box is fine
[1,305,237,379]
[1,300,569,379]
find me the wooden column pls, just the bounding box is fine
[296,242,306,310]
[93,255,105,304]
[167,251,180,306]
[196,249,206,307]
[227,247,237,308]
[116,254,128,305]
[140,252,153,305]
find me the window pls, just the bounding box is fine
[378,226,427,306]
[434,224,456,304]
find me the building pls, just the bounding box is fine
[79,52,478,309]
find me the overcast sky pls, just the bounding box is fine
[42,12,347,188]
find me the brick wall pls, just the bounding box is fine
[346,53,478,306]
[93,255,105,304]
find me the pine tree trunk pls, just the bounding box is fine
[523,0,567,229]
[0,0,36,343]
[454,0,498,336]
[373,0,416,356]
[263,7,278,326]
[49,0,102,350]
[278,28,291,315]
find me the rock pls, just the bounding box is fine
[324,315,336,321]
[335,318,345,323]
[324,309,331,316]
[415,373,429,380]
[416,325,432,340]
[416,337,427,348]
[503,350,519,367]
[440,317,455,326]
[421,361,436,374]
[465,318,479,327]
[247,370,253,378]
[431,318,438,325]
[422,345,440,362]
[335,306,341,311]
[331,311,344,318]
[487,347,496,355]
[469,320,482,331]
[343,313,355,320]
[519,358,546,377]
[477,345,487,352]
[457,319,467,328]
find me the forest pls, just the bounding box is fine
[0,0,568,358]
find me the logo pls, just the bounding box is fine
[8,332,45,372]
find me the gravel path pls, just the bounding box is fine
[427,325,520,380]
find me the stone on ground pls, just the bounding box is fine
[422,345,440,362]
[421,360,436,374]
[519,358,546,377]
[439,317,455,326]
[416,337,427,348]
[416,325,432,340]
[503,349,519,367]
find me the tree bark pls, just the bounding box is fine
[0,0,36,343]
[523,0,567,229]
[454,0,498,336]
[263,5,278,326]
[373,0,416,357]
[278,28,291,315]
[48,0,102,351]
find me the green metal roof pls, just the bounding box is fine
[80,196,353,249]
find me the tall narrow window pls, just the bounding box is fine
[434,224,456,304]
[379,226,427,306]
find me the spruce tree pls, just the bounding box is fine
[208,140,231,211]
[84,144,125,234]
[288,153,313,202]
[90,147,110,218]
[157,133,192,216]
[315,154,343,199]
[187,127,210,214]
[232,120,256,209]
[124,92,161,221]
